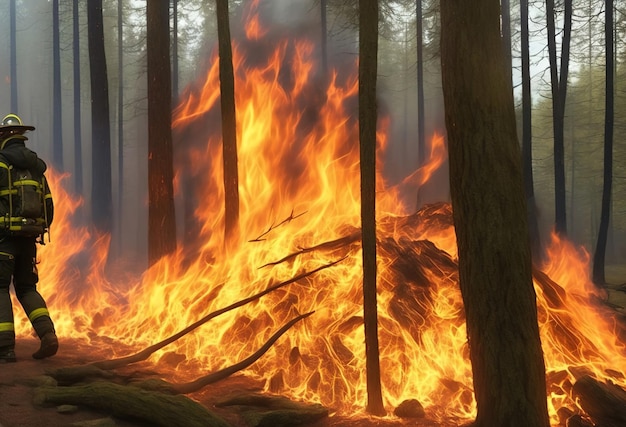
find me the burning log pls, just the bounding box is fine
[33,381,231,427]
[571,375,626,427]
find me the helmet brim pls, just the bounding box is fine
[0,125,35,133]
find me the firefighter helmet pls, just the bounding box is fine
[0,113,35,134]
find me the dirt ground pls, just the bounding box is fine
[0,336,448,427]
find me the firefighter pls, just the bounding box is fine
[0,113,57,363]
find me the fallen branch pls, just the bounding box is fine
[47,312,313,397]
[260,231,360,268]
[85,259,342,372]
[249,209,307,242]
[164,311,314,394]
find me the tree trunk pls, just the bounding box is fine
[320,0,328,77]
[147,0,177,265]
[415,0,426,210]
[172,0,179,106]
[52,0,63,169]
[547,0,572,236]
[216,0,240,245]
[116,0,124,254]
[359,0,385,416]
[520,0,542,263]
[87,0,113,234]
[10,0,17,112]
[72,0,83,196]
[439,1,550,426]
[592,0,614,287]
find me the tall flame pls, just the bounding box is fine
[12,5,626,426]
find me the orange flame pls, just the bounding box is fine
[13,6,626,426]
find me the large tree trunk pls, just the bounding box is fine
[592,0,614,287]
[439,1,550,426]
[147,0,177,265]
[216,0,240,245]
[87,0,113,234]
[358,0,385,416]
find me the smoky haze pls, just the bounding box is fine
[0,0,622,269]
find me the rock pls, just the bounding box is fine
[393,398,425,418]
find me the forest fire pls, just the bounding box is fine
[12,5,626,427]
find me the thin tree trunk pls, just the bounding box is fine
[147,0,177,266]
[87,0,113,234]
[73,0,83,196]
[415,0,426,210]
[52,0,63,169]
[520,0,542,263]
[116,0,125,255]
[593,0,614,287]
[359,0,385,416]
[10,0,17,113]
[547,0,572,236]
[440,0,550,425]
[320,0,328,77]
[172,0,179,106]
[215,0,240,245]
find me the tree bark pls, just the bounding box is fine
[440,1,550,426]
[520,0,542,263]
[9,0,17,112]
[415,0,426,210]
[52,0,63,169]
[87,0,113,234]
[359,0,385,416]
[216,0,240,245]
[547,0,572,236]
[592,0,614,287]
[147,0,177,265]
[72,0,83,196]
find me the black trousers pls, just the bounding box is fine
[0,235,55,349]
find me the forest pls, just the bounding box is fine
[0,1,625,427]
[0,0,624,269]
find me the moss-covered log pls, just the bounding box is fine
[216,393,328,427]
[33,381,231,427]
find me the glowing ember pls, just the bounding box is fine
[11,4,626,427]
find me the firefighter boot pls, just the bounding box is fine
[0,346,16,363]
[32,332,58,359]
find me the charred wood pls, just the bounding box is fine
[572,375,626,427]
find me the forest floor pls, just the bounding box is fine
[0,336,454,427]
[0,264,625,427]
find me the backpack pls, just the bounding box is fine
[0,160,51,238]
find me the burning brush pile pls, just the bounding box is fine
[16,3,626,427]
